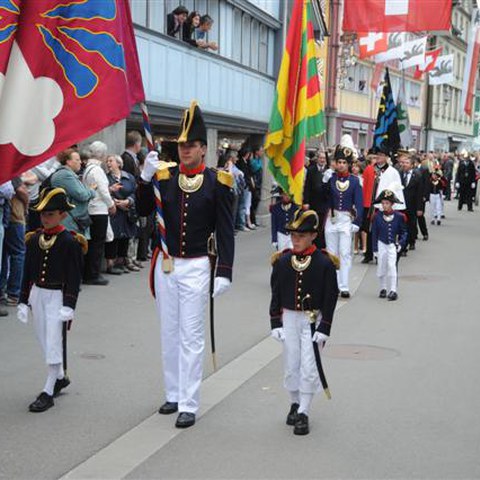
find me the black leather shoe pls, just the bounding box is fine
[286,403,299,426]
[436,221,441,226]
[361,257,372,264]
[53,376,70,397]
[83,276,109,286]
[29,392,54,412]
[294,413,309,435]
[158,401,178,415]
[340,291,350,299]
[423,235,429,241]
[379,289,387,298]
[409,244,416,250]
[175,412,195,428]
[387,291,398,301]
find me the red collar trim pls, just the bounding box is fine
[293,245,317,256]
[179,163,206,175]
[384,210,394,215]
[43,225,65,235]
[337,171,349,179]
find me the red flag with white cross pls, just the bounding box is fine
[358,32,388,59]
[0,0,145,184]
[343,0,452,32]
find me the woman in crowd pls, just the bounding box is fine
[182,10,201,45]
[82,141,116,286]
[104,155,138,275]
[236,147,256,230]
[51,149,96,237]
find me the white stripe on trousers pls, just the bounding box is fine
[29,285,64,365]
[325,211,352,292]
[154,255,210,414]
[377,241,398,293]
[282,310,321,394]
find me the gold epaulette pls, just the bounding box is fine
[271,249,290,266]
[216,169,234,189]
[321,249,340,270]
[154,161,177,181]
[71,231,88,255]
[25,230,39,244]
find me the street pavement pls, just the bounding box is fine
[1,202,480,479]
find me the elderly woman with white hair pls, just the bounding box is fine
[82,141,116,286]
[104,155,138,274]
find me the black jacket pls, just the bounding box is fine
[20,229,84,309]
[270,248,338,335]
[136,166,235,280]
[121,151,140,179]
[455,160,476,186]
[303,164,330,214]
[167,13,186,38]
[401,169,424,212]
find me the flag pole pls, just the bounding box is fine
[140,102,173,273]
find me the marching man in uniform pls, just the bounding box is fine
[270,188,298,251]
[270,209,338,435]
[322,137,363,298]
[17,188,86,412]
[371,190,408,301]
[136,101,235,429]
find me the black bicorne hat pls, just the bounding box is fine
[286,209,319,233]
[32,187,75,212]
[334,144,355,163]
[177,101,207,145]
[375,189,402,204]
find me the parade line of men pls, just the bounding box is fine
[10,102,474,436]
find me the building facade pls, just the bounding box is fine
[425,1,479,152]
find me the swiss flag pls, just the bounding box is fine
[413,47,443,79]
[343,0,452,32]
[358,32,388,59]
[0,1,145,184]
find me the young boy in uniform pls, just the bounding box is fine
[270,188,298,251]
[17,188,87,412]
[371,190,408,301]
[270,209,339,435]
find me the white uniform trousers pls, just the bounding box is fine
[325,211,352,292]
[430,193,442,220]
[154,255,210,414]
[277,232,293,251]
[377,241,398,293]
[29,286,64,365]
[282,310,321,394]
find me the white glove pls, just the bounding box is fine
[59,306,74,322]
[140,151,161,182]
[272,242,278,250]
[373,251,378,259]
[350,224,360,234]
[455,182,460,189]
[312,331,329,349]
[213,277,231,298]
[17,303,29,324]
[396,244,402,253]
[271,328,285,342]
[471,182,476,189]
[322,168,333,183]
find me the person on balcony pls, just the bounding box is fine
[167,5,189,39]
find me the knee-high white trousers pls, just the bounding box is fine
[325,212,352,292]
[282,310,321,394]
[377,241,398,293]
[154,255,210,414]
[430,193,442,220]
[29,286,63,365]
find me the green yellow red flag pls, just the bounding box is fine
[265,0,325,205]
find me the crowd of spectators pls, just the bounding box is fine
[167,5,218,52]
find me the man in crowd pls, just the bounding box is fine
[167,5,189,39]
[121,130,142,178]
[455,149,476,212]
[136,101,235,429]
[0,181,15,317]
[399,151,425,251]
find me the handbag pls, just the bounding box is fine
[69,212,92,233]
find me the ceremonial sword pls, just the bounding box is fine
[208,234,218,371]
[302,294,331,400]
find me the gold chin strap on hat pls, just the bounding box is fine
[177,100,199,143]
